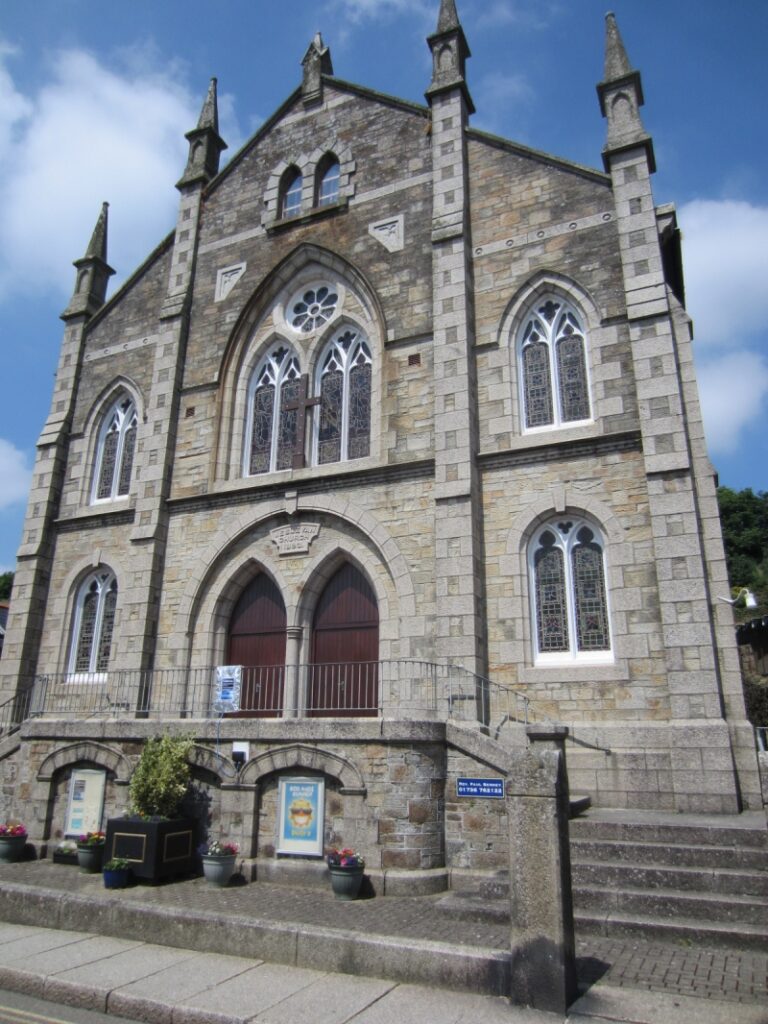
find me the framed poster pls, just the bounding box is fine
[214,665,242,712]
[64,769,106,837]
[277,776,325,856]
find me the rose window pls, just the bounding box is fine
[290,285,338,333]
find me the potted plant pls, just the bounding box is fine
[103,857,132,889]
[199,839,239,887]
[0,823,27,863]
[76,830,105,873]
[326,847,365,900]
[104,735,196,882]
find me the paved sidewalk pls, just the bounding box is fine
[0,861,765,1022]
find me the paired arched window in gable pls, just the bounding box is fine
[316,154,340,207]
[518,297,591,431]
[280,167,303,218]
[245,347,301,475]
[316,328,372,465]
[68,569,118,675]
[529,517,611,663]
[92,395,137,502]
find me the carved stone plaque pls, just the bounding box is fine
[270,523,321,556]
[368,214,404,252]
[215,262,246,301]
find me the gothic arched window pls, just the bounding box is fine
[69,569,118,676]
[316,155,340,207]
[519,298,591,431]
[245,347,301,475]
[529,518,611,662]
[315,328,372,465]
[280,167,303,218]
[92,396,137,502]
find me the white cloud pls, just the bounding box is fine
[678,199,768,348]
[0,43,32,158]
[0,44,205,303]
[678,199,768,457]
[697,351,768,455]
[0,439,31,510]
[328,0,431,22]
[474,1,561,31]
[473,70,533,135]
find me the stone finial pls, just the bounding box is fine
[425,0,474,112]
[61,203,115,320]
[177,77,227,189]
[302,32,334,103]
[596,12,655,172]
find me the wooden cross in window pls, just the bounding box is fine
[284,374,321,468]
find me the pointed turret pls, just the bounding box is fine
[597,12,655,172]
[426,0,474,112]
[302,32,333,104]
[61,202,115,320]
[177,78,227,189]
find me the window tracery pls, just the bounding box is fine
[519,298,591,431]
[92,396,137,503]
[530,517,611,662]
[245,347,301,475]
[69,569,118,676]
[316,328,372,465]
[288,284,338,333]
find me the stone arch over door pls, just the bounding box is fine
[240,743,366,794]
[309,561,379,717]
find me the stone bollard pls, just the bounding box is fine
[506,725,576,1014]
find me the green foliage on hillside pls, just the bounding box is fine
[716,487,768,617]
[0,573,12,601]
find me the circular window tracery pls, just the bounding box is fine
[288,284,338,333]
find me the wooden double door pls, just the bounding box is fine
[227,563,379,717]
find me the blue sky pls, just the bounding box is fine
[0,0,766,573]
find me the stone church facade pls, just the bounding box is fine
[0,2,761,883]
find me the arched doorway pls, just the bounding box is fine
[227,574,286,717]
[310,562,379,716]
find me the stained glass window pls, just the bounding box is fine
[245,347,301,475]
[316,329,372,465]
[530,518,611,661]
[93,396,137,502]
[290,285,338,333]
[281,168,303,218]
[70,571,117,676]
[519,299,591,431]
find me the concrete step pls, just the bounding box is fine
[573,859,768,897]
[571,837,768,872]
[575,908,768,952]
[569,817,768,850]
[573,884,768,927]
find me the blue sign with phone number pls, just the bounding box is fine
[456,777,505,799]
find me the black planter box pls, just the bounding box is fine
[105,817,195,882]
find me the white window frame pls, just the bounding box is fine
[518,297,593,435]
[67,569,118,682]
[528,517,613,666]
[281,169,303,218]
[91,396,137,503]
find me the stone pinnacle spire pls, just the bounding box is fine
[177,77,227,189]
[61,203,115,320]
[426,0,474,113]
[302,32,334,103]
[596,11,655,172]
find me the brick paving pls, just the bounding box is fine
[1,861,767,1006]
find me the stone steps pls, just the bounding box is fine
[569,811,768,950]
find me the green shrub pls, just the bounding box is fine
[129,735,193,818]
[743,676,768,727]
